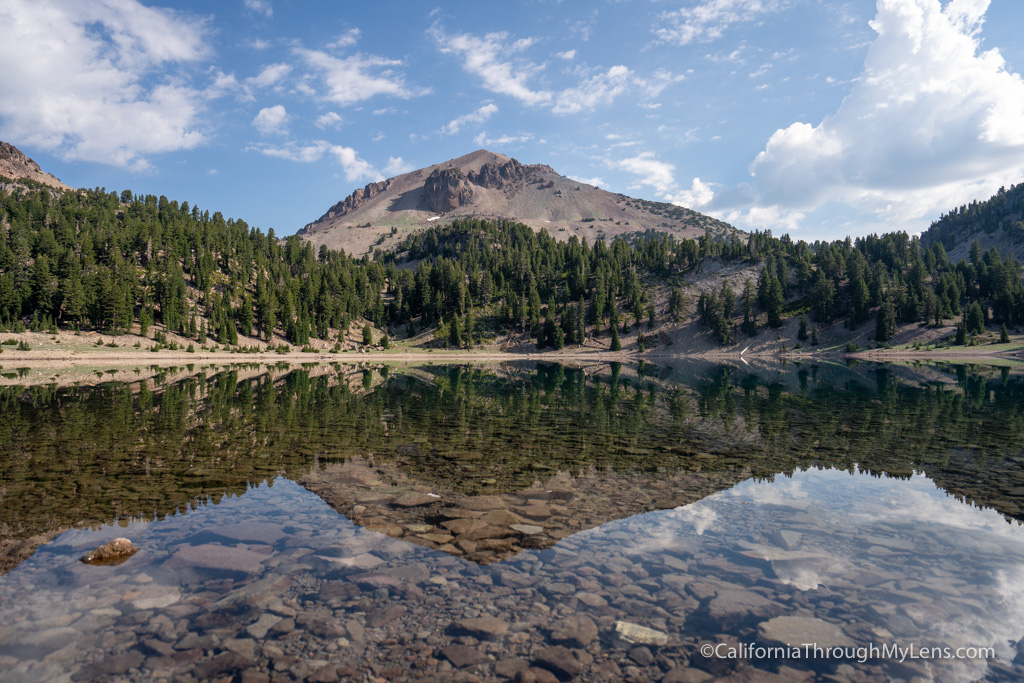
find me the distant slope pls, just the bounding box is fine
[921,182,1024,261]
[0,141,72,192]
[297,149,736,257]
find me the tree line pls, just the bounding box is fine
[0,183,1021,349]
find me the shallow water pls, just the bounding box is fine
[1,361,1023,681]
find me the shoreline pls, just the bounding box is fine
[0,346,1020,366]
[0,328,1021,369]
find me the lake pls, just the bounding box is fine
[1,359,1023,682]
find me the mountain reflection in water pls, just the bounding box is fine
[0,360,1023,681]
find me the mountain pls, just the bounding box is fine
[298,149,736,257]
[921,182,1024,262]
[0,141,72,192]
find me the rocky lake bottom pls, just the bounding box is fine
[1,360,1023,682]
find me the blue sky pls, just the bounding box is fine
[2,0,1023,241]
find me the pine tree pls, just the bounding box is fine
[1000,323,1010,344]
[876,297,897,342]
[610,324,621,351]
[448,314,462,347]
[363,323,374,346]
[811,327,819,346]
[741,279,757,337]
[798,314,808,341]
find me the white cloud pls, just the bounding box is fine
[635,68,687,99]
[315,112,343,129]
[430,25,553,106]
[382,156,414,176]
[553,65,632,114]
[656,0,785,45]
[614,152,678,195]
[247,38,271,50]
[243,0,272,18]
[248,140,383,182]
[556,49,577,60]
[252,105,289,135]
[246,62,291,88]
[297,48,429,106]
[671,177,716,208]
[329,146,381,182]
[0,0,212,170]
[248,140,331,163]
[747,0,1024,229]
[472,131,534,147]
[441,103,498,135]
[568,175,607,188]
[328,28,361,50]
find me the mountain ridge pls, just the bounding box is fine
[298,149,735,257]
[0,142,72,192]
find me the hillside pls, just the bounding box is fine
[0,142,72,192]
[0,139,1021,361]
[297,149,735,257]
[921,182,1024,262]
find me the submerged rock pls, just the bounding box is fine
[614,620,669,646]
[758,616,854,649]
[80,538,137,566]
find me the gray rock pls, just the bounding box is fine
[246,613,282,639]
[454,615,508,640]
[614,621,669,646]
[210,575,290,611]
[549,615,598,648]
[214,522,285,545]
[534,646,581,678]
[169,544,266,574]
[758,616,854,649]
[441,644,487,668]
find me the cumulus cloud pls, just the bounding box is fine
[248,140,383,182]
[553,65,632,114]
[656,0,785,45]
[671,177,716,208]
[0,0,212,170]
[382,156,415,176]
[614,152,678,195]
[297,48,429,106]
[747,0,1024,229]
[246,62,291,88]
[441,103,498,135]
[315,112,343,129]
[556,49,577,60]
[430,25,553,106]
[252,105,289,135]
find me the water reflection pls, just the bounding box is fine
[0,361,1023,681]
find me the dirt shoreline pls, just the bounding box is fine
[0,329,1020,370]
[0,347,1020,368]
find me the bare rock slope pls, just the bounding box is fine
[0,141,72,192]
[298,150,735,256]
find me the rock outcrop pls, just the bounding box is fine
[0,141,73,192]
[316,178,392,222]
[424,167,474,213]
